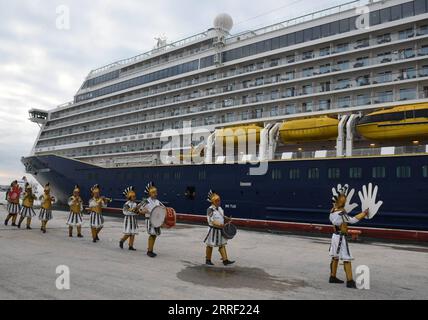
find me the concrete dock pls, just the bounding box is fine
[0,205,427,300]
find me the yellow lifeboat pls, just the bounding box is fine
[357,103,428,141]
[216,124,262,145]
[279,116,339,143]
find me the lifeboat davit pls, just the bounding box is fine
[279,116,339,143]
[216,124,262,145]
[357,103,428,141]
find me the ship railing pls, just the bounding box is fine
[228,0,381,42]
[88,32,209,77]
[44,59,428,132]
[50,28,428,121]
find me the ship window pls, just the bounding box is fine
[198,170,206,180]
[295,30,304,44]
[271,169,282,180]
[402,1,414,18]
[329,21,339,35]
[339,18,350,33]
[312,26,321,40]
[304,28,312,42]
[308,168,320,179]
[328,168,340,179]
[279,35,288,47]
[289,169,300,180]
[391,4,402,20]
[370,10,380,26]
[415,0,427,13]
[174,172,181,180]
[321,23,330,37]
[372,167,386,179]
[423,166,428,178]
[399,88,417,101]
[349,167,362,179]
[185,186,196,200]
[397,166,411,178]
[287,33,295,46]
[380,7,391,23]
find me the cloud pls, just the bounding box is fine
[0,0,338,184]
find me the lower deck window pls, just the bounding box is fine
[396,166,411,178]
[349,167,362,179]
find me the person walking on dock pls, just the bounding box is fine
[66,185,84,238]
[119,186,140,251]
[4,180,21,227]
[18,183,37,229]
[38,183,55,233]
[88,184,110,243]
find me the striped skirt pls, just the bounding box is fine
[66,211,83,226]
[90,212,104,228]
[7,203,20,215]
[146,219,161,236]
[20,206,36,218]
[204,227,227,247]
[123,215,139,235]
[39,208,53,221]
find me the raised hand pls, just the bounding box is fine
[358,183,383,219]
[332,184,358,213]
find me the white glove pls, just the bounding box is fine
[358,183,383,219]
[332,184,358,213]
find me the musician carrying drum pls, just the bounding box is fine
[4,180,21,227]
[140,182,165,258]
[204,190,235,266]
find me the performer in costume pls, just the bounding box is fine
[66,185,84,238]
[88,184,110,243]
[119,186,140,251]
[329,185,368,288]
[4,180,22,226]
[18,183,37,229]
[204,190,235,266]
[140,182,164,258]
[38,183,55,233]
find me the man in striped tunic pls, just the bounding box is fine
[329,184,368,289]
[88,184,110,243]
[18,183,37,229]
[140,182,164,258]
[67,185,84,238]
[39,183,55,233]
[4,180,21,226]
[119,186,140,251]
[204,190,235,266]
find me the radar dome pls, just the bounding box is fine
[213,13,233,32]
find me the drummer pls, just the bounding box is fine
[38,183,55,233]
[4,180,21,227]
[140,182,164,258]
[119,186,140,251]
[18,183,37,230]
[204,190,235,266]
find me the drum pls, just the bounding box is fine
[8,191,19,201]
[164,207,176,228]
[222,223,237,240]
[150,206,167,228]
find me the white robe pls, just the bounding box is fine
[204,205,227,247]
[123,201,139,235]
[329,210,359,261]
[89,198,106,228]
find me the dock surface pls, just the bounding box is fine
[0,206,427,300]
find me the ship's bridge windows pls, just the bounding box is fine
[271,169,282,180]
[372,167,386,179]
[422,166,428,178]
[289,168,300,180]
[308,168,320,180]
[396,166,412,178]
[328,168,340,179]
[349,167,362,179]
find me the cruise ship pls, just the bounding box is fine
[22,0,428,238]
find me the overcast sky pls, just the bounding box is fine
[0,0,342,185]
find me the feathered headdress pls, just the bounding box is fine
[207,189,220,203]
[44,183,51,193]
[332,184,349,205]
[73,185,80,193]
[25,183,32,191]
[91,184,101,194]
[123,186,136,199]
[145,182,157,196]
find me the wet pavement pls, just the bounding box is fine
[0,206,427,300]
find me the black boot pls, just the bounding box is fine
[329,276,344,284]
[26,226,32,230]
[12,223,17,227]
[346,280,357,289]
[223,260,235,266]
[129,247,136,251]
[4,219,8,226]
[77,234,83,238]
[119,241,124,249]
[205,259,214,266]
[95,235,100,241]
[147,251,157,258]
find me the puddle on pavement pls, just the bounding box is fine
[177,261,306,292]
